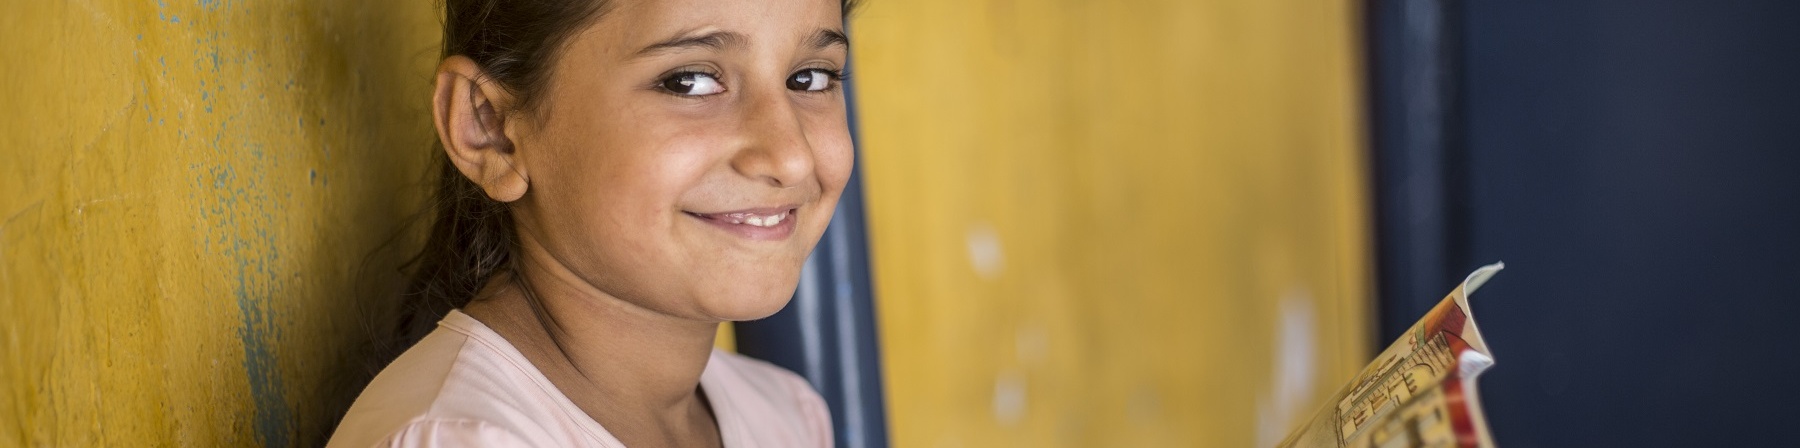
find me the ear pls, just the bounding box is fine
[433,55,529,203]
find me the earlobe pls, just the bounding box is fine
[483,159,530,202]
[432,56,529,203]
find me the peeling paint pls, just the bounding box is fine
[2,1,439,445]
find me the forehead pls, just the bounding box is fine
[590,0,845,53]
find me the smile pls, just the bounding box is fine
[708,211,788,227]
[685,207,798,240]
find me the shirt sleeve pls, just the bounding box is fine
[375,419,537,448]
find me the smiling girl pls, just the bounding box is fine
[328,0,855,446]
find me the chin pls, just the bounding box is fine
[700,275,802,321]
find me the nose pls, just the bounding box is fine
[729,87,815,188]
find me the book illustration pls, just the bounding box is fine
[1279,263,1503,448]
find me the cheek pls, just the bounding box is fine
[530,114,712,258]
[566,118,711,204]
[809,117,856,192]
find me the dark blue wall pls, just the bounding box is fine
[1373,0,1800,445]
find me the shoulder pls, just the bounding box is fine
[328,312,614,448]
[706,351,815,397]
[704,351,834,448]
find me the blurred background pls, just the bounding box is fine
[0,0,1795,447]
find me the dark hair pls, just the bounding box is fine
[390,0,612,351]
[390,0,860,353]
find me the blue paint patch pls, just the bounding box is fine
[190,39,296,441]
[236,272,292,448]
[154,0,179,23]
[205,138,295,448]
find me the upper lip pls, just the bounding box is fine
[686,205,799,216]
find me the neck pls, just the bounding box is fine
[462,233,721,443]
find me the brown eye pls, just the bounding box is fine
[787,69,833,91]
[661,72,724,96]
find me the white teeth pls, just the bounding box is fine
[747,213,787,227]
[710,211,787,227]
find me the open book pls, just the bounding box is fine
[1278,263,1505,448]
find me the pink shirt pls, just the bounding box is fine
[328,310,833,448]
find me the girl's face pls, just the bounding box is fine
[511,0,852,321]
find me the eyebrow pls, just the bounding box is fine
[634,30,747,58]
[807,29,851,50]
[633,28,850,58]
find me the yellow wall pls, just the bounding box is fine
[0,2,437,446]
[0,1,1366,447]
[849,0,1371,446]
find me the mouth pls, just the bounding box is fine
[684,207,798,241]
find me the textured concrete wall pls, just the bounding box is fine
[0,2,437,446]
[850,1,1372,446]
